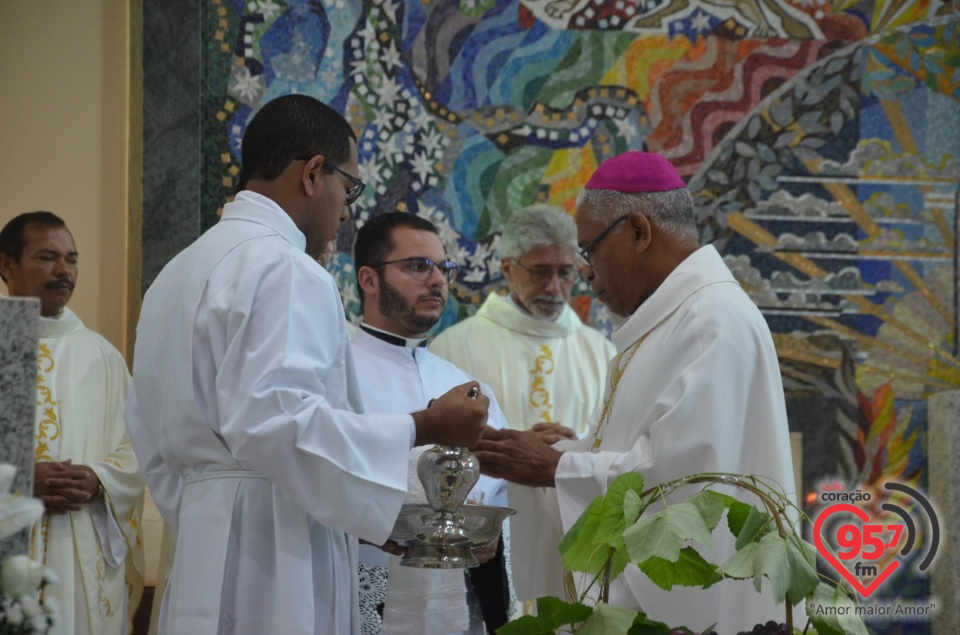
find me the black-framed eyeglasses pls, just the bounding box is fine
[294,155,366,205]
[509,259,578,285]
[577,214,629,267]
[370,257,460,284]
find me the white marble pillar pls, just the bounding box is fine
[928,391,960,635]
[0,296,39,559]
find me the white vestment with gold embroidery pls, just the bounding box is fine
[30,307,145,635]
[430,293,614,605]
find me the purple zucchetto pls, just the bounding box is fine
[584,151,686,193]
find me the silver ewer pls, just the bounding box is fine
[392,386,515,569]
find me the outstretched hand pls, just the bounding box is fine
[470,428,561,488]
[412,381,489,448]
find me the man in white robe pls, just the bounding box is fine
[472,152,797,634]
[350,212,512,635]
[0,211,145,635]
[431,205,615,606]
[124,95,489,635]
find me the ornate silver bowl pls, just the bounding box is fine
[390,503,516,569]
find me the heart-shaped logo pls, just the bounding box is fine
[813,503,899,597]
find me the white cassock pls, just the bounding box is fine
[430,292,615,604]
[550,245,798,633]
[30,307,145,635]
[125,191,412,635]
[351,326,509,635]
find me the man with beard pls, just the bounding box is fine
[0,211,145,635]
[430,205,614,608]
[350,212,511,635]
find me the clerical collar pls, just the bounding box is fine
[359,323,427,348]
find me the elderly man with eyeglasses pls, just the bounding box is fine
[470,152,797,634]
[431,204,615,611]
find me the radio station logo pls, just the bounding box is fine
[812,481,940,598]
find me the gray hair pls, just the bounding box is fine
[575,187,698,241]
[499,204,577,260]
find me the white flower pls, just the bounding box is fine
[3,599,25,625]
[2,554,45,596]
[30,607,50,632]
[19,593,41,617]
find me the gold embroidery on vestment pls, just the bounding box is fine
[528,344,556,422]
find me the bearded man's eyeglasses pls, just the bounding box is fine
[294,156,366,205]
[509,260,577,285]
[371,257,460,284]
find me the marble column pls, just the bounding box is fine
[928,390,959,635]
[142,0,202,292]
[0,297,39,560]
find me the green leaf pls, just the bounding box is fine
[560,498,614,576]
[726,500,754,538]
[623,489,643,526]
[753,532,819,603]
[627,614,673,635]
[717,540,763,580]
[807,582,869,635]
[595,472,646,546]
[623,500,714,564]
[608,541,632,582]
[637,546,724,590]
[687,490,727,531]
[496,597,594,634]
[536,596,593,626]
[734,505,773,550]
[495,615,555,635]
[579,602,640,634]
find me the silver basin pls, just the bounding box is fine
[390,503,516,549]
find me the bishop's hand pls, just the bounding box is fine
[470,428,561,488]
[530,422,578,445]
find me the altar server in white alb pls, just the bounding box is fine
[350,213,512,635]
[0,211,145,635]
[472,152,797,634]
[124,95,489,635]
[430,205,614,607]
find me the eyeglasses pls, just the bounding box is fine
[509,259,578,285]
[577,214,629,267]
[294,155,366,205]
[370,257,460,284]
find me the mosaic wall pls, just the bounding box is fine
[195,0,960,630]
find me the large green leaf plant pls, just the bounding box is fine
[498,472,869,635]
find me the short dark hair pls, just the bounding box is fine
[236,95,357,192]
[353,212,440,310]
[0,211,67,282]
